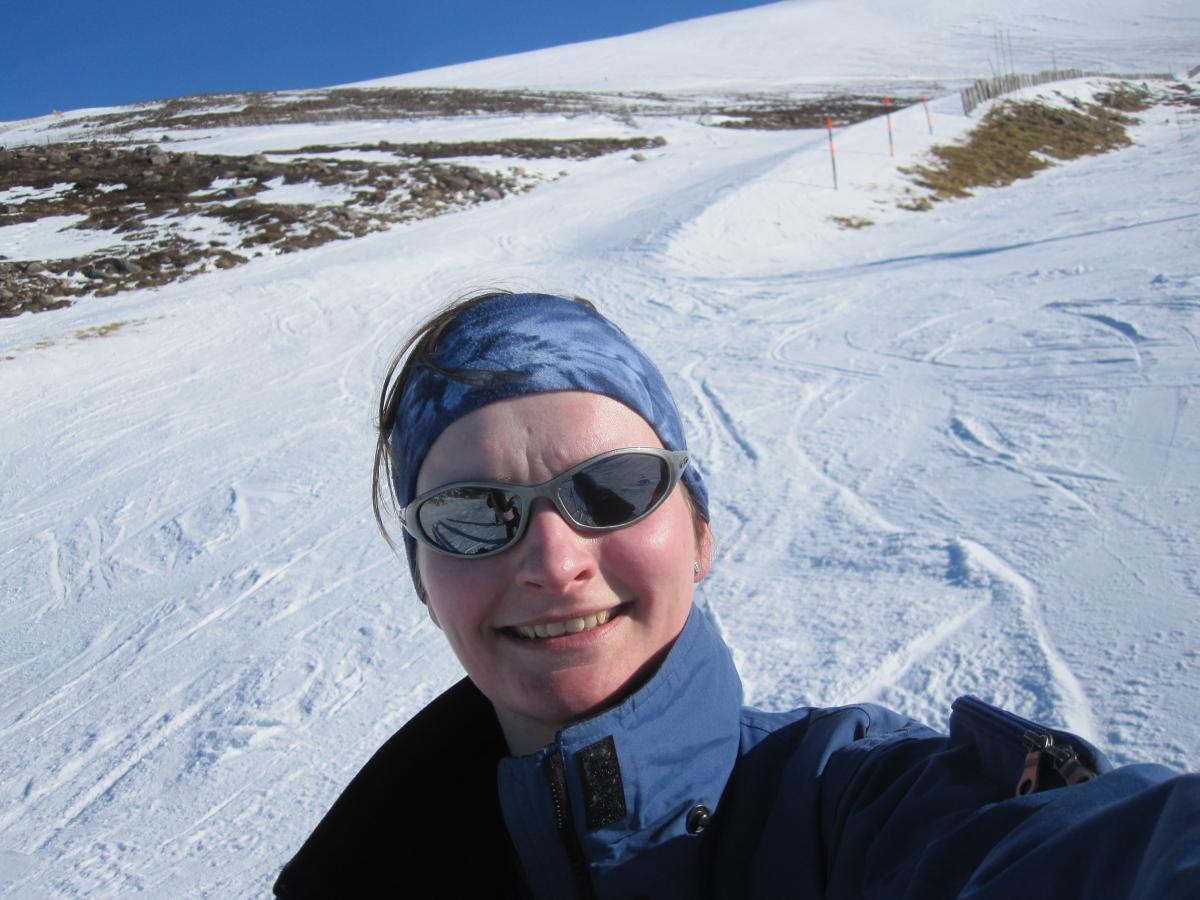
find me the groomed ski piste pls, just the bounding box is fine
[2,0,1198,895]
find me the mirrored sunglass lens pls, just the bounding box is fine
[560,454,670,527]
[417,487,522,555]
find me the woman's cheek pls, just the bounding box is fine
[603,504,695,587]
[419,549,498,627]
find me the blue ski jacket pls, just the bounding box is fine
[275,604,1199,898]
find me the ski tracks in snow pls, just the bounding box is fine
[667,284,1074,726]
[650,127,1200,745]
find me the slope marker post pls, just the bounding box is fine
[922,96,933,135]
[884,96,895,157]
[825,115,838,190]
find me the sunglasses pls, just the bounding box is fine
[401,447,690,558]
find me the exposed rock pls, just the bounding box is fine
[94,257,142,275]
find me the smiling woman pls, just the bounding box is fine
[274,291,1198,899]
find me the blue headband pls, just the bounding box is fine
[389,293,708,588]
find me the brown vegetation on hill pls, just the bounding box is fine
[53,86,910,138]
[901,83,1152,203]
[0,135,665,317]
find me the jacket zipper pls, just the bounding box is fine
[1017,729,1097,794]
[544,751,598,900]
[951,696,1098,796]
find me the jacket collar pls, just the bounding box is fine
[497,604,744,899]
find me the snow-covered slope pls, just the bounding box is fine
[364,0,1198,92]
[2,1,1199,896]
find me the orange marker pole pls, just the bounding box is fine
[884,95,895,157]
[922,96,933,135]
[825,115,838,190]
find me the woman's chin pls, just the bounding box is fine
[526,674,631,726]
[506,656,665,736]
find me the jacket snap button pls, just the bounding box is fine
[685,805,711,834]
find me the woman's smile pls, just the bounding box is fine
[506,602,625,640]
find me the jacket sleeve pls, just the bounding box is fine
[818,696,1200,899]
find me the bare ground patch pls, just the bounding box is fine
[831,215,874,230]
[49,86,918,139]
[707,95,916,130]
[49,88,610,135]
[0,134,660,316]
[1,318,144,361]
[264,136,666,161]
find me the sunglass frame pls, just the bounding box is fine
[400,446,690,558]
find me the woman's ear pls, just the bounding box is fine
[694,519,713,583]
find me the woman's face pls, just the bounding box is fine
[415,391,710,752]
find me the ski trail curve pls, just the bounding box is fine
[954,537,1099,740]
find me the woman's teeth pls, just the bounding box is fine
[514,609,612,640]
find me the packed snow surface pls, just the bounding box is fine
[2,0,1199,896]
[362,0,1196,93]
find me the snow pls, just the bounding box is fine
[0,182,76,206]
[360,0,1198,93]
[253,176,361,207]
[2,0,1199,896]
[0,215,125,262]
[143,211,246,252]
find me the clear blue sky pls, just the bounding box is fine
[5,0,772,122]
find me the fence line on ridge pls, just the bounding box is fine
[960,69,1175,115]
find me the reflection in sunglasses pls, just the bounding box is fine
[486,489,521,538]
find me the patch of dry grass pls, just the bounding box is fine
[896,194,934,211]
[74,320,134,340]
[2,319,142,361]
[902,88,1142,202]
[831,215,874,229]
[1094,83,1154,113]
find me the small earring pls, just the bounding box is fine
[693,561,701,575]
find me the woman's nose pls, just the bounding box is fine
[514,499,597,593]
